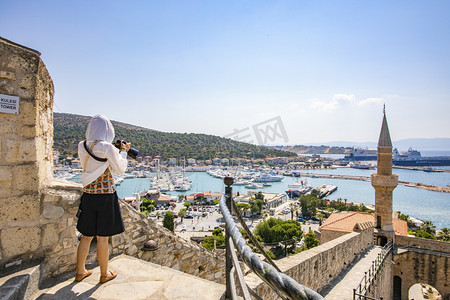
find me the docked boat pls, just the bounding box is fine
[285,178,312,199]
[423,167,443,173]
[393,148,450,166]
[350,163,374,170]
[252,172,283,182]
[245,183,263,189]
[344,148,377,161]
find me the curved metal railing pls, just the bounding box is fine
[220,176,323,300]
[353,240,393,300]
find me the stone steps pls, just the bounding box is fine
[322,246,383,299]
[30,254,226,300]
[0,262,42,300]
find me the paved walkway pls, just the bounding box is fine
[31,255,225,300]
[322,246,383,300]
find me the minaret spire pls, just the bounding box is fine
[378,105,392,147]
[371,106,398,246]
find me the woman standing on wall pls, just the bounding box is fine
[75,114,129,283]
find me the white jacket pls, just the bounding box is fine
[78,115,128,187]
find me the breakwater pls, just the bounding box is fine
[300,173,450,193]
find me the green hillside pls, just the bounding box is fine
[53,113,297,160]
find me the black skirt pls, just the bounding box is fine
[76,191,125,237]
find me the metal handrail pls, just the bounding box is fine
[353,240,393,300]
[220,176,323,300]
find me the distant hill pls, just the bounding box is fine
[53,113,297,160]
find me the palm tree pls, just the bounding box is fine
[421,220,436,235]
[437,228,450,242]
[178,208,187,222]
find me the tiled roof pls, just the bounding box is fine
[320,212,408,236]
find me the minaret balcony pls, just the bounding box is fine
[371,173,398,187]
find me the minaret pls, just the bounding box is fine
[371,106,398,245]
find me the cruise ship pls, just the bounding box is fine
[392,148,450,166]
[344,148,377,161]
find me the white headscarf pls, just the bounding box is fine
[85,114,115,143]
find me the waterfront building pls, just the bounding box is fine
[320,212,407,244]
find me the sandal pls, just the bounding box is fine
[100,270,117,283]
[75,269,93,282]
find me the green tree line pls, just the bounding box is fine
[53,113,297,160]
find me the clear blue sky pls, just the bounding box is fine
[1,1,449,144]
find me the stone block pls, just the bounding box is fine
[0,71,16,81]
[60,191,80,205]
[13,163,40,192]
[0,194,40,226]
[0,180,12,196]
[17,100,37,125]
[17,73,34,90]
[42,204,64,219]
[0,121,15,134]
[0,166,13,181]
[42,224,58,248]
[18,125,36,138]
[0,78,15,95]
[4,139,37,163]
[1,227,41,257]
[43,192,60,204]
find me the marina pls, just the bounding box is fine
[68,166,450,229]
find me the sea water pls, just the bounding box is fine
[72,168,450,229]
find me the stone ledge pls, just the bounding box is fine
[43,179,82,191]
[0,262,41,300]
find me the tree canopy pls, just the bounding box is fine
[254,218,303,244]
[53,113,297,160]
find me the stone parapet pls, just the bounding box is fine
[246,229,374,299]
[395,235,450,254]
[112,201,226,284]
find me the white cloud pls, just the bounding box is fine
[358,97,383,106]
[309,94,355,111]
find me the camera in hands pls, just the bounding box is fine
[114,140,139,160]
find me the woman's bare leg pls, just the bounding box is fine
[76,235,94,274]
[96,236,110,276]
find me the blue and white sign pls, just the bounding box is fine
[0,94,19,114]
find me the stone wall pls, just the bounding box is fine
[395,235,450,254]
[246,229,374,299]
[364,251,393,300]
[0,37,73,274]
[320,229,348,244]
[0,37,226,283]
[111,201,225,283]
[394,235,450,300]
